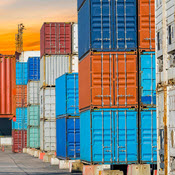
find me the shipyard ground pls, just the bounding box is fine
[0,148,81,175]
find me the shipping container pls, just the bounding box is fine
[40,22,72,57]
[27,105,40,126]
[78,0,137,59]
[12,108,27,130]
[56,116,80,159]
[12,130,27,153]
[0,55,16,118]
[0,118,12,136]
[16,62,28,85]
[27,126,40,148]
[71,55,79,73]
[27,81,40,105]
[138,0,155,51]
[79,52,138,111]
[16,85,27,108]
[40,55,70,87]
[140,52,156,107]
[40,119,56,152]
[166,0,175,54]
[27,57,40,81]
[155,1,163,58]
[19,51,40,62]
[72,23,78,55]
[56,73,79,117]
[40,87,55,119]
[140,108,157,164]
[157,90,164,172]
[80,108,138,164]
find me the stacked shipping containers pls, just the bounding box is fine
[40,22,78,152]
[78,0,157,167]
[56,73,80,159]
[12,62,28,153]
[156,0,175,174]
[27,57,40,149]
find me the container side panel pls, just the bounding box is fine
[140,52,156,106]
[140,108,157,163]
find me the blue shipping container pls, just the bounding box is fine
[12,108,27,130]
[56,73,79,117]
[140,108,157,164]
[16,62,28,85]
[27,57,40,81]
[56,117,80,159]
[78,0,85,10]
[78,0,137,59]
[140,52,156,106]
[80,108,138,164]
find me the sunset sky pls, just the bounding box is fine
[0,0,77,54]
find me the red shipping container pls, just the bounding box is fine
[79,52,138,111]
[0,55,16,118]
[12,130,27,153]
[16,85,27,108]
[40,22,72,57]
[138,0,155,51]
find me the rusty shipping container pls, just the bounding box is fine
[0,55,16,118]
[16,85,27,108]
[40,22,72,57]
[138,0,155,51]
[12,130,27,153]
[79,52,138,111]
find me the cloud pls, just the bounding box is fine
[0,0,18,6]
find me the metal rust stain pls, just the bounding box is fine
[163,86,168,175]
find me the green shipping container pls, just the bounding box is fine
[27,105,40,126]
[27,127,40,148]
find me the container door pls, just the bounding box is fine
[114,109,138,163]
[67,118,80,159]
[92,110,114,163]
[140,52,156,106]
[91,0,113,50]
[140,108,157,163]
[91,53,114,107]
[114,53,138,107]
[113,0,137,50]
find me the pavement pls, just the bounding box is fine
[0,148,81,175]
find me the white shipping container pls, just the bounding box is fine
[156,0,163,58]
[27,81,40,105]
[19,51,40,62]
[72,23,78,54]
[71,55,78,73]
[40,87,55,119]
[166,0,175,53]
[40,55,70,87]
[40,120,56,152]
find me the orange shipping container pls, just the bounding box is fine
[79,52,138,111]
[138,0,155,51]
[16,85,27,108]
[0,55,16,118]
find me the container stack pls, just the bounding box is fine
[27,57,40,149]
[78,0,156,167]
[56,73,80,160]
[138,0,156,164]
[156,0,175,174]
[40,22,78,152]
[12,62,28,153]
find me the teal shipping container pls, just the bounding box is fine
[16,62,28,85]
[27,105,40,127]
[12,108,27,130]
[27,127,40,148]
